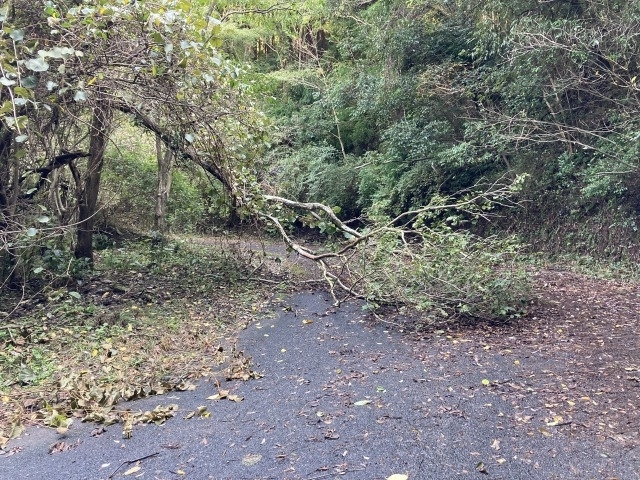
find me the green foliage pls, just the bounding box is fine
[250,0,640,260]
[1,0,267,288]
[356,228,529,320]
[101,150,205,233]
[269,144,360,218]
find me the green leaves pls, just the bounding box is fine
[40,46,76,59]
[9,29,24,42]
[24,57,49,72]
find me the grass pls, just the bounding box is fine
[0,235,288,445]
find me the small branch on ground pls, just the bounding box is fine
[108,452,160,479]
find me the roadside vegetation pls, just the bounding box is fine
[0,235,288,445]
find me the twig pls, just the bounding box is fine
[244,259,265,281]
[307,469,366,480]
[108,452,160,479]
[240,277,281,284]
[371,311,403,328]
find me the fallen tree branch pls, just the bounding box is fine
[263,195,362,239]
[259,175,530,316]
[114,102,238,202]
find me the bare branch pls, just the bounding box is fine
[263,195,363,239]
[219,3,294,23]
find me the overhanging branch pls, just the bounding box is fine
[114,102,236,196]
[20,150,89,200]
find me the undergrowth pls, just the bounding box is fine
[0,236,281,446]
[524,252,640,282]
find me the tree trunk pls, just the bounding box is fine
[154,133,173,233]
[74,103,112,262]
[226,195,243,227]
[5,146,24,288]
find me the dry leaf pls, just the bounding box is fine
[546,415,563,426]
[49,440,80,454]
[123,465,141,476]
[122,414,133,439]
[208,389,229,401]
[242,453,262,466]
[90,426,106,437]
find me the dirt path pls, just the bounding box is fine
[1,270,638,479]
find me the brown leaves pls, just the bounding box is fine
[225,347,263,381]
[136,404,178,426]
[0,423,24,448]
[0,445,23,457]
[123,464,141,476]
[0,239,265,443]
[184,406,210,419]
[324,429,340,440]
[122,413,133,439]
[49,439,81,455]
[241,454,262,466]
[207,390,243,402]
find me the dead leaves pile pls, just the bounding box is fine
[225,346,264,382]
[0,338,265,449]
[0,302,267,449]
[5,348,261,449]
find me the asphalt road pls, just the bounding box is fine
[1,291,638,479]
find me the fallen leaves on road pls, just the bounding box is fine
[207,390,243,402]
[387,475,409,480]
[123,464,141,476]
[49,439,81,455]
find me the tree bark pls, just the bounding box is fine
[154,134,173,233]
[6,146,24,288]
[74,102,112,262]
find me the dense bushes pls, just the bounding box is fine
[248,0,640,260]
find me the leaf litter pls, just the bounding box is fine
[405,269,640,448]
[0,236,282,447]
